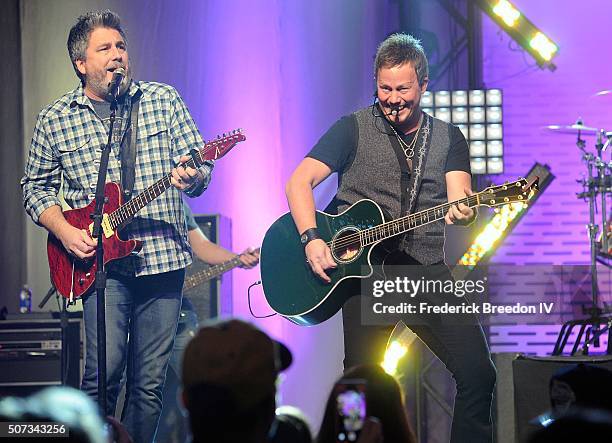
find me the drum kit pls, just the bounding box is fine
[547,89,612,355]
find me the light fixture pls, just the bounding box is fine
[454,163,554,274]
[382,321,418,376]
[422,88,505,174]
[476,0,559,70]
[492,0,521,27]
[530,32,558,62]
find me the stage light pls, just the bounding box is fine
[470,141,486,157]
[422,88,504,174]
[486,89,502,106]
[455,163,554,274]
[487,124,503,140]
[476,0,559,70]
[486,107,502,123]
[435,107,451,122]
[452,90,468,106]
[492,0,521,27]
[468,90,486,106]
[420,93,434,107]
[471,158,487,175]
[487,140,503,157]
[434,91,451,106]
[458,202,525,268]
[487,157,504,174]
[469,107,486,123]
[381,340,408,376]
[452,107,468,124]
[530,32,558,62]
[382,322,419,377]
[470,124,486,140]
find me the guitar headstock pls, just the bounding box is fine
[479,177,539,208]
[200,129,246,161]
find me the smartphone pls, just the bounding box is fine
[334,378,367,442]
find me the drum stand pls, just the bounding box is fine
[553,130,612,355]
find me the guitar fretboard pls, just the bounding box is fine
[358,194,480,246]
[108,156,202,230]
[183,255,243,290]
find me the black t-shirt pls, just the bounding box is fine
[307,112,471,174]
[90,96,129,132]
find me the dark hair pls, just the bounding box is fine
[374,33,428,86]
[67,10,127,85]
[317,364,416,443]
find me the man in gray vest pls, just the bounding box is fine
[285,33,495,443]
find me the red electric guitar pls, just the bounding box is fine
[47,130,246,301]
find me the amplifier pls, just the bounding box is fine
[183,213,232,320]
[0,313,83,397]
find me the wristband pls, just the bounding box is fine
[300,228,321,246]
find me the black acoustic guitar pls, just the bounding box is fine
[260,178,539,326]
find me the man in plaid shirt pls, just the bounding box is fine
[21,10,212,442]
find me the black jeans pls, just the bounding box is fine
[342,253,496,443]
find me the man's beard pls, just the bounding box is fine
[86,67,131,101]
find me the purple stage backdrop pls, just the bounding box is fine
[481,0,612,354]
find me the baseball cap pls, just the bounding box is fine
[182,318,292,412]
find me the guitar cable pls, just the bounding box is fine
[247,280,277,319]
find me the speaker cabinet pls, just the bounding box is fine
[512,354,612,443]
[183,213,232,320]
[0,314,83,398]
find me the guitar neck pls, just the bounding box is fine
[183,255,243,291]
[108,156,203,230]
[360,193,482,246]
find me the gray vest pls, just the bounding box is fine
[335,106,452,265]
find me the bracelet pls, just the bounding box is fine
[300,228,321,246]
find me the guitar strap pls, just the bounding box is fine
[385,113,433,253]
[121,90,142,201]
[384,112,433,216]
[405,113,432,215]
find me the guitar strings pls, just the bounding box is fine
[108,139,231,229]
[327,194,481,253]
[328,186,526,253]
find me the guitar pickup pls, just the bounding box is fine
[88,213,114,239]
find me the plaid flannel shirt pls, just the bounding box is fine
[21,80,213,276]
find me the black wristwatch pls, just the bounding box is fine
[300,228,321,246]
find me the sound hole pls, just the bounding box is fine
[331,228,362,263]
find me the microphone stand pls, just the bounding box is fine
[91,90,120,415]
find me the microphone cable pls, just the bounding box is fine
[247,280,277,319]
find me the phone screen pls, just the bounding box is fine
[334,379,367,442]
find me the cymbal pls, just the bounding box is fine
[593,90,612,98]
[545,123,600,135]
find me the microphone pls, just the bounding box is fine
[107,67,126,99]
[388,105,402,117]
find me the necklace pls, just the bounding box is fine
[389,113,423,159]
